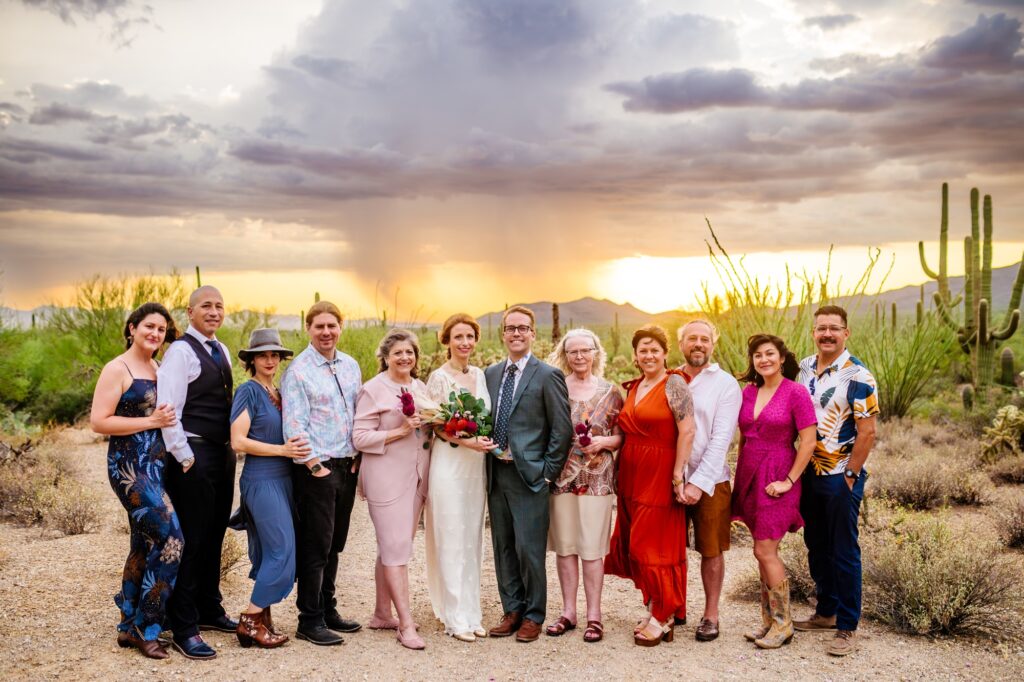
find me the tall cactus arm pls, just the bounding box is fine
[919,241,940,279]
[979,299,989,344]
[1004,256,1024,328]
[933,291,961,330]
[991,309,1020,342]
[982,194,993,308]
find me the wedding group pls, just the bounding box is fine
[90,284,878,662]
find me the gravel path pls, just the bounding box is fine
[0,428,1021,681]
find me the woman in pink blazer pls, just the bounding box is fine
[353,328,430,650]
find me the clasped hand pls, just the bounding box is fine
[764,479,793,498]
[281,436,312,459]
[149,403,177,428]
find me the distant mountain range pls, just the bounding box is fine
[2,264,1020,331]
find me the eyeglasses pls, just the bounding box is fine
[813,325,847,334]
[503,325,533,335]
[566,348,597,357]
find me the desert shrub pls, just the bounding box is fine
[981,405,1024,463]
[997,498,1024,550]
[872,449,990,510]
[864,513,1024,639]
[46,482,101,535]
[220,532,246,579]
[989,455,1024,485]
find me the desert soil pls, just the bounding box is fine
[0,427,1021,681]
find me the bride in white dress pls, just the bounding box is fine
[424,314,495,643]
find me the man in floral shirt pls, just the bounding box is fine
[796,305,878,657]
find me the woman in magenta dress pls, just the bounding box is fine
[732,333,816,650]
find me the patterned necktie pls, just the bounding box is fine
[206,340,226,369]
[493,364,518,452]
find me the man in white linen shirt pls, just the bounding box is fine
[676,319,741,643]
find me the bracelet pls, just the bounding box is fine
[672,477,684,487]
[786,475,794,484]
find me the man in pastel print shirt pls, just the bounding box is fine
[281,301,364,646]
[796,305,879,657]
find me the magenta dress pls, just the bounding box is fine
[731,378,817,541]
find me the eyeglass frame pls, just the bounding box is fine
[812,325,848,334]
[565,347,597,357]
[503,324,533,335]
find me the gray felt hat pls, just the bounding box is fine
[237,328,293,360]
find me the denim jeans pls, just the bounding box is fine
[799,469,868,631]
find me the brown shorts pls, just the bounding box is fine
[688,481,732,558]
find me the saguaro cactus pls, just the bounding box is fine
[195,265,202,288]
[931,187,1024,391]
[918,183,961,309]
[552,303,561,343]
[1000,347,1016,386]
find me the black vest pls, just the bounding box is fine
[179,334,233,444]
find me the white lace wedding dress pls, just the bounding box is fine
[423,366,489,636]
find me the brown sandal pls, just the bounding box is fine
[583,620,603,643]
[545,616,577,636]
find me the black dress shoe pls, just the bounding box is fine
[198,614,239,633]
[172,635,217,660]
[324,612,362,633]
[296,624,344,646]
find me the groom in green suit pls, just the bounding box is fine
[485,305,572,642]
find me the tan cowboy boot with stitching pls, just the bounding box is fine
[744,581,772,642]
[755,578,794,649]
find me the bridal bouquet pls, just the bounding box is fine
[419,389,495,446]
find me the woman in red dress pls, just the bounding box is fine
[605,325,696,647]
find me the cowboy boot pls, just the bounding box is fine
[755,578,793,649]
[237,611,290,649]
[264,604,281,636]
[744,581,772,642]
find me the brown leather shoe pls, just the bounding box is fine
[123,628,170,660]
[793,612,837,632]
[827,629,857,656]
[488,612,523,638]
[515,618,542,643]
[695,617,719,642]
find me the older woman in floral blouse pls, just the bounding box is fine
[544,329,624,643]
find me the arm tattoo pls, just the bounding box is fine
[666,375,694,421]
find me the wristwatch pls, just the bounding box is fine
[310,462,324,474]
[182,456,195,469]
[844,468,858,480]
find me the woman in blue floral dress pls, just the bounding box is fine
[90,303,183,660]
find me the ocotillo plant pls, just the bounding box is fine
[918,183,961,309]
[930,187,1024,391]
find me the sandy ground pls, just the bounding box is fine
[1,428,1022,681]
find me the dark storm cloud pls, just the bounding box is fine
[0,136,110,162]
[28,102,100,124]
[804,14,860,30]
[922,12,1023,71]
[606,69,767,112]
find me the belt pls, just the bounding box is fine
[187,436,229,447]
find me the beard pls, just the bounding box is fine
[684,352,708,368]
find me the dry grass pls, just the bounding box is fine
[220,531,246,580]
[46,482,101,535]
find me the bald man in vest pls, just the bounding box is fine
[157,286,237,660]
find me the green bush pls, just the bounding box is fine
[864,512,1024,640]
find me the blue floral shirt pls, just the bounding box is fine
[281,344,362,462]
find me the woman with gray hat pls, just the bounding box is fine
[229,328,311,648]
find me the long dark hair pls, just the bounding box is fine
[740,333,799,386]
[124,302,178,357]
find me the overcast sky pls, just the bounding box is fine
[1,0,1022,317]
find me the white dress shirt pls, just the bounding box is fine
[685,362,741,497]
[156,325,232,464]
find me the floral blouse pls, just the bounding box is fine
[552,378,624,496]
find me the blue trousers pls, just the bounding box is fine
[799,470,868,631]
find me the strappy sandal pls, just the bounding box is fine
[634,620,674,647]
[583,620,603,643]
[545,616,577,636]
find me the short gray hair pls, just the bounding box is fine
[547,328,607,378]
[677,318,719,343]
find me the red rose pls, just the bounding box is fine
[457,418,470,432]
[464,421,478,433]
